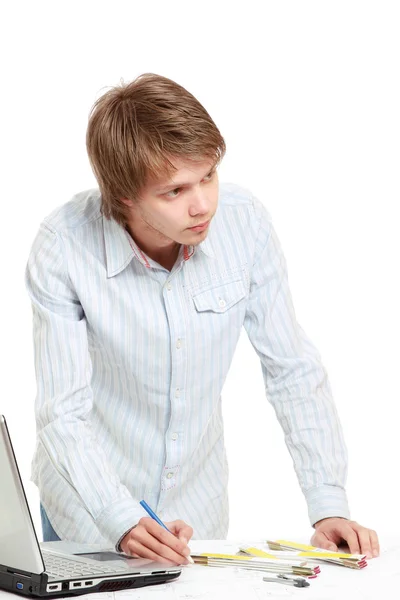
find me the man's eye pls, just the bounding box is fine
[164,172,214,198]
[165,188,181,198]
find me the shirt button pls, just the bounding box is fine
[218,298,226,308]
[166,282,172,291]
[176,339,182,349]
[166,472,174,479]
[175,388,180,398]
[171,433,178,441]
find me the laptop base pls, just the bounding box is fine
[0,565,181,597]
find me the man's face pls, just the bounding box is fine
[126,157,219,247]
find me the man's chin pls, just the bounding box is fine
[185,229,209,246]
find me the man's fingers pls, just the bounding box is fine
[167,520,194,544]
[163,520,194,555]
[129,527,189,565]
[311,531,337,551]
[311,519,380,560]
[137,518,191,560]
[351,524,380,558]
[354,525,373,559]
[125,537,181,565]
[369,529,380,558]
[124,539,170,563]
[148,523,190,557]
[120,518,194,564]
[338,523,360,554]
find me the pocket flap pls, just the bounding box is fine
[192,279,247,313]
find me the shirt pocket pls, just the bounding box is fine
[192,279,247,313]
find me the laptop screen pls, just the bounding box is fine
[0,415,45,575]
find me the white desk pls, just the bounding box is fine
[1,534,398,599]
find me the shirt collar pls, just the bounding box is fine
[103,216,137,278]
[103,215,215,278]
[197,235,215,259]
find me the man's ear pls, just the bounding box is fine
[121,197,134,207]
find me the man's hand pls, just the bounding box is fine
[120,517,194,565]
[311,517,379,559]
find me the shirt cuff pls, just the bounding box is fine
[115,525,137,553]
[94,496,146,547]
[304,485,351,527]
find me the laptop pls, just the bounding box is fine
[0,415,182,596]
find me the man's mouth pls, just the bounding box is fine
[188,220,210,232]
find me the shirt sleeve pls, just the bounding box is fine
[243,198,351,526]
[25,222,145,545]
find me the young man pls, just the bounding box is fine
[26,73,379,566]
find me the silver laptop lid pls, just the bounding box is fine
[0,415,45,575]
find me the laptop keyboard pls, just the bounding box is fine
[43,552,126,578]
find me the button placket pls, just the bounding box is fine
[161,271,187,497]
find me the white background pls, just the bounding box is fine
[0,1,399,545]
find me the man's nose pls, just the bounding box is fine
[189,189,209,216]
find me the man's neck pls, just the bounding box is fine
[126,225,180,271]
[150,244,181,271]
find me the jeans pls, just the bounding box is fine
[40,504,61,542]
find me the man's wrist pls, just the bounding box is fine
[95,496,146,547]
[313,516,348,528]
[115,525,137,553]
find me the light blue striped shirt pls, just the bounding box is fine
[25,183,350,547]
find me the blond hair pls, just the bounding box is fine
[86,73,226,226]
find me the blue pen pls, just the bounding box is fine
[140,500,172,532]
[140,500,194,564]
